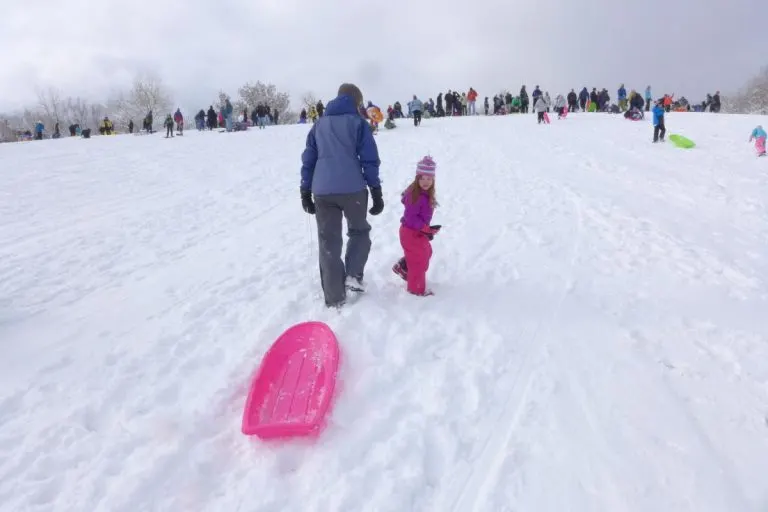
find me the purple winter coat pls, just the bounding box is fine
[400,188,433,231]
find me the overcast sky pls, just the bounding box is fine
[1,0,764,114]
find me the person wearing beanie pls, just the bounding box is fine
[300,82,384,308]
[748,125,767,156]
[392,155,440,296]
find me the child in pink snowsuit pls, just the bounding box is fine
[749,125,766,156]
[392,156,440,296]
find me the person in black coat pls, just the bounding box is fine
[579,88,588,111]
[207,106,217,130]
[567,89,578,113]
[520,86,529,113]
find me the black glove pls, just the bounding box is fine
[368,187,384,216]
[420,225,441,241]
[300,188,315,214]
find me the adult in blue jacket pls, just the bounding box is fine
[408,95,424,127]
[300,83,383,308]
[652,100,666,143]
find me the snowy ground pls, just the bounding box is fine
[1,111,767,512]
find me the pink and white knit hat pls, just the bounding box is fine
[416,155,436,177]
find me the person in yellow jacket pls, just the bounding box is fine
[308,105,318,123]
[99,117,114,135]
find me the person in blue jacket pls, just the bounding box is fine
[34,120,44,140]
[644,86,652,112]
[652,99,666,143]
[618,84,627,111]
[300,83,384,308]
[408,95,424,127]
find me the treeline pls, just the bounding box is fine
[0,73,307,142]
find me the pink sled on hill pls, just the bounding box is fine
[241,321,341,440]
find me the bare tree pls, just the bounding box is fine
[37,87,63,123]
[111,73,172,130]
[65,97,91,127]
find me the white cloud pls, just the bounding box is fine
[1,0,764,115]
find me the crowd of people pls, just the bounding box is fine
[294,80,762,309]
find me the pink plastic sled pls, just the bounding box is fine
[543,112,551,124]
[241,321,341,439]
[559,107,569,119]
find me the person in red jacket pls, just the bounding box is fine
[173,108,184,135]
[467,87,478,115]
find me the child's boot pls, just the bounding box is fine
[392,258,408,281]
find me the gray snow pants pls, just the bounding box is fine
[314,189,371,306]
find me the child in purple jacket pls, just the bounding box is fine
[392,156,441,296]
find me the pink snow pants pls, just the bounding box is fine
[399,225,432,295]
[755,136,766,155]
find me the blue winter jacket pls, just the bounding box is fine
[652,105,665,126]
[645,87,652,100]
[618,87,627,100]
[751,126,767,139]
[300,94,381,195]
[409,98,423,112]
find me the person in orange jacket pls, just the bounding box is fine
[663,94,674,112]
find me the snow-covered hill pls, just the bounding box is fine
[1,111,767,512]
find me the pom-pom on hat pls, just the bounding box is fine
[416,155,436,177]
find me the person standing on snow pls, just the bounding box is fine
[409,95,424,127]
[467,87,478,115]
[224,98,234,131]
[519,86,529,113]
[748,125,766,156]
[300,83,384,308]
[618,84,628,111]
[531,86,542,111]
[652,100,666,143]
[567,89,578,113]
[554,94,567,117]
[164,114,174,138]
[579,87,589,111]
[534,96,549,124]
[256,103,269,129]
[392,156,440,297]
[173,108,184,135]
[644,86,652,112]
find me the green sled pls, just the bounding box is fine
[669,134,695,149]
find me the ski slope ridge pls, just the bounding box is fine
[1,112,767,512]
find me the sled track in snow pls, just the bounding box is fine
[437,178,586,512]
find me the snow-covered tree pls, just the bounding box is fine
[301,92,318,112]
[722,66,768,114]
[236,81,292,124]
[36,87,63,123]
[110,73,172,130]
[217,90,231,110]
[64,97,91,127]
